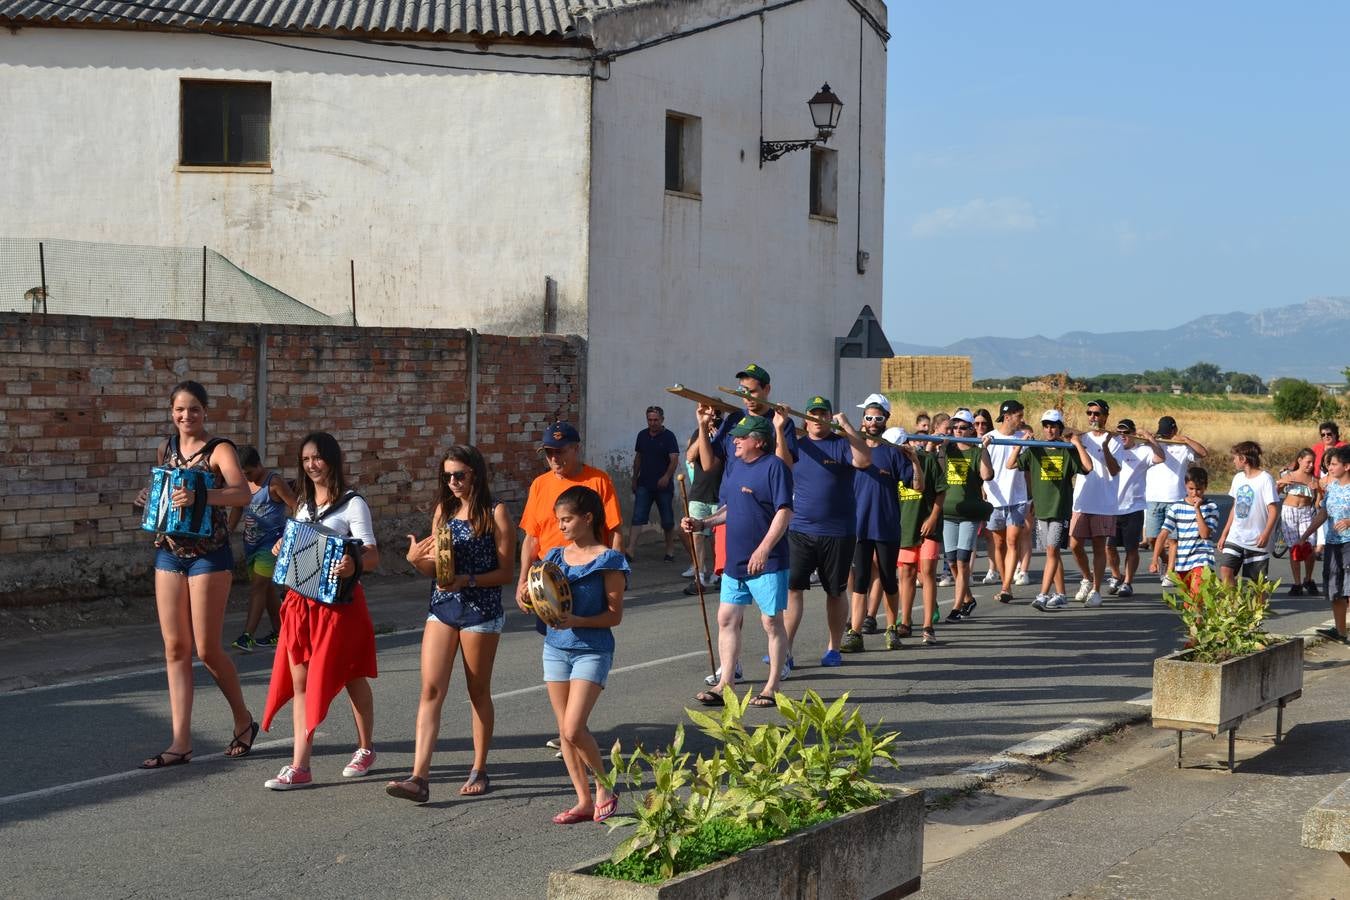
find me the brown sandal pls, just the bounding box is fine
[386,775,429,803]
[459,769,490,796]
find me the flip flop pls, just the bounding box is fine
[747,694,776,708]
[694,690,724,706]
[553,808,592,825]
[594,791,621,823]
[226,720,260,758]
[139,749,192,769]
[459,769,490,797]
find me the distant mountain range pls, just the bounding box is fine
[888,297,1350,383]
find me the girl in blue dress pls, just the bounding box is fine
[388,445,516,803]
[517,485,628,824]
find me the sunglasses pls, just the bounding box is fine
[444,470,470,482]
[1086,410,1104,416]
[862,414,887,423]
[1322,432,1336,437]
[952,423,973,430]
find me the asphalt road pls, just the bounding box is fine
[0,550,1339,899]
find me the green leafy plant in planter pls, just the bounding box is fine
[593,688,900,883]
[1161,567,1279,663]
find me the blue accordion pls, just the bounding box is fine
[273,519,363,606]
[141,467,218,539]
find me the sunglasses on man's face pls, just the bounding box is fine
[1322,432,1336,437]
[862,414,887,423]
[1086,410,1104,417]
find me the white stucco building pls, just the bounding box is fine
[0,0,888,474]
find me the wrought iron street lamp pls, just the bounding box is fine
[761,83,844,165]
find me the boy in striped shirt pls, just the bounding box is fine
[1149,466,1220,596]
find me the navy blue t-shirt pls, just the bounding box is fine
[712,410,799,484]
[722,453,794,580]
[854,444,913,541]
[790,434,857,537]
[634,427,679,491]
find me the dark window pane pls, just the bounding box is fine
[181,81,270,166]
[665,117,683,191]
[809,149,823,215]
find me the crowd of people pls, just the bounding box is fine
[133,370,1349,819]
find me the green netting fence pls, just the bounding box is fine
[0,237,353,326]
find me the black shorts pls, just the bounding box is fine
[1324,542,1349,599]
[788,531,855,597]
[1108,510,1145,548]
[851,538,900,596]
[1219,543,1270,580]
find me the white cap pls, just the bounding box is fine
[950,409,975,425]
[857,393,891,414]
[882,426,907,444]
[1041,409,1063,424]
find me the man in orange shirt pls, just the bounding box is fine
[516,421,624,606]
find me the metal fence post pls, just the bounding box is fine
[38,241,48,316]
[350,259,357,326]
[201,246,207,321]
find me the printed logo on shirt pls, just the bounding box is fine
[1235,484,1254,520]
[897,485,922,502]
[947,456,971,483]
[740,486,755,495]
[1040,454,1065,482]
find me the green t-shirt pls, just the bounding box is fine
[1016,446,1086,521]
[941,446,993,522]
[898,450,947,547]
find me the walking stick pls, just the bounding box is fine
[677,473,717,676]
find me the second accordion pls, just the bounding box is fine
[141,466,218,539]
[273,519,363,606]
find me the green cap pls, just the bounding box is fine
[805,394,832,414]
[735,363,771,386]
[730,415,772,438]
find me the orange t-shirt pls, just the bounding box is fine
[519,464,624,553]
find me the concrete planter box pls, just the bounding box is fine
[1151,637,1303,733]
[547,789,923,900]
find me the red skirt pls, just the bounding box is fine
[262,585,378,743]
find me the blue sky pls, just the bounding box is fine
[883,2,1350,343]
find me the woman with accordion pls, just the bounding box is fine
[137,380,255,769]
[261,432,381,791]
[387,445,516,804]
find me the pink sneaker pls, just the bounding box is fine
[342,748,376,778]
[264,765,312,790]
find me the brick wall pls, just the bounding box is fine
[0,313,583,605]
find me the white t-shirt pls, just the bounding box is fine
[1072,432,1120,515]
[1145,443,1195,504]
[984,440,1028,507]
[296,493,378,546]
[1226,470,1276,550]
[1115,444,1156,514]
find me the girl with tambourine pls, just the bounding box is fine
[261,432,381,790]
[517,485,628,824]
[387,445,516,803]
[136,380,256,769]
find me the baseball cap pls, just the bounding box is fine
[950,409,975,425]
[805,394,832,414]
[996,399,1024,422]
[882,426,908,444]
[1157,416,1178,437]
[730,415,772,438]
[1116,418,1137,434]
[735,363,771,386]
[1086,398,1110,414]
[1041,409,1064,424]
[539,421,581,448]
[857,392,891,414]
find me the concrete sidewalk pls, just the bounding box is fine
[920,639,1350,900]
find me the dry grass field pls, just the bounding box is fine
[884,390,1340,485]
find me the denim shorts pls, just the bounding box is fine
[426,611,506,634]
[154,544,234,577]
[1144,501,1172,540]
[632,485,675,529]
[542,642,613,687]
[942,518,979,560]
[987,502,1029,531]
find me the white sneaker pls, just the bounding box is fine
[681,565,696,578]
[1042,593,1069,610]
[1031,593,1048,610]
[1013,570,1030,586]
[1075,581,1093,602]
[1086,591,1103,608]
[701,572,720,587]
[937,574,955,587]
[703,662,743,686]
[982,570,1000,585]
[779,662,791,681]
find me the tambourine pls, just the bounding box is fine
[526,561,573,628]
[434,525,456,590]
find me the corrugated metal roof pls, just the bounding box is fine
[0,0,647,39]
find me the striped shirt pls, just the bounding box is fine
[1161,500,1220,572]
